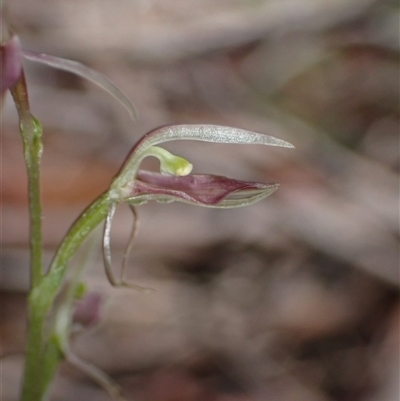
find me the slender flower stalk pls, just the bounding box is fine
[9,72,50,401]
[9,74,43,287]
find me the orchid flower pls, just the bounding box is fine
[102,124,294,289]
[115,124,293,210]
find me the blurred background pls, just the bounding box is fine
[1,1,399,400]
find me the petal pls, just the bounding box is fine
[127,170,278,208]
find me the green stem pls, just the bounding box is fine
[10,60,115,401]
[9,72,50,401]
[11,72,111,401]
[20,305,62,401]
[20,192,110,401]
[45,192,110,298]
[10,72,43,288]
[11,72,111,399]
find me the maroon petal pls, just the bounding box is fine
[1,35,22,93]
[132,170,276,205]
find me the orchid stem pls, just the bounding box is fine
[10,72,43,288]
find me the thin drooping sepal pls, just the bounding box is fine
[64,348,125,401]
[22,49,137,121]
[121,205,139,284]
[102,202,153,292]
[102,202,118,286]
